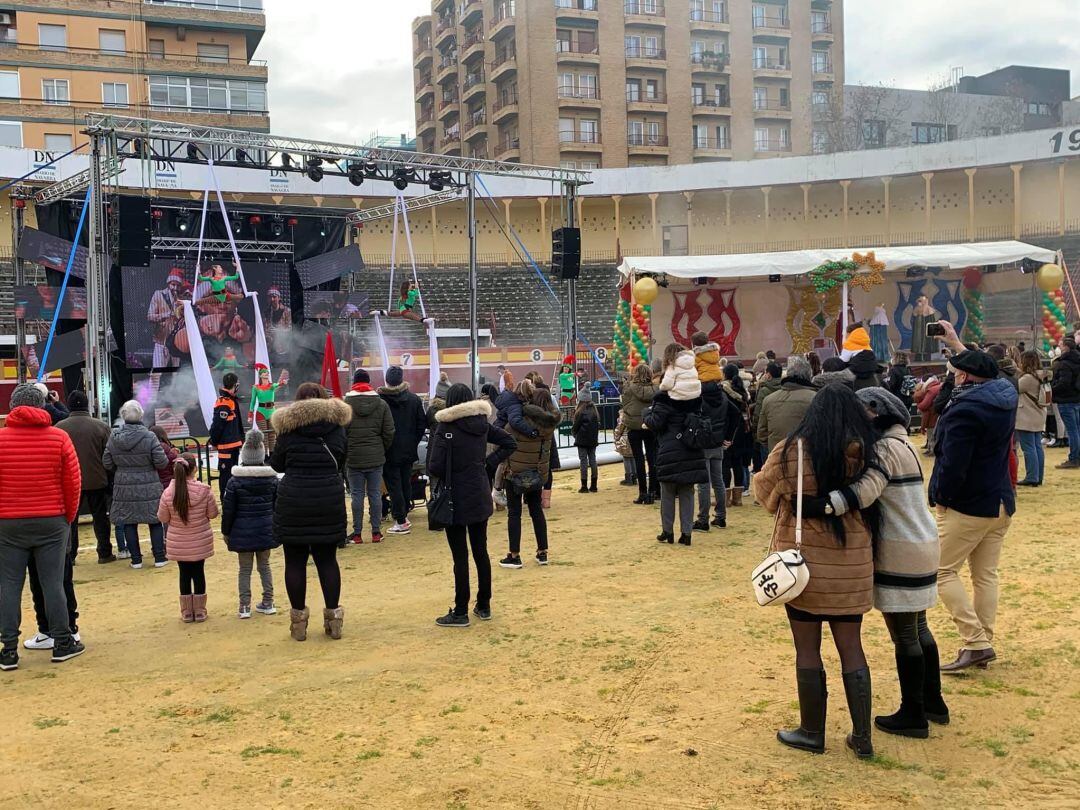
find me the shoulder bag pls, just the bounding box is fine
[751,439,810,607]
[427,431,455,531]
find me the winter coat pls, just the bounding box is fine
[344,389,395,470]
[104,422,168,524]
[883,363,914,408]
[426,397,446,432]
[1017,371,1049,433]
[613,417,633,458]
[157,440,179,487]
[757,440,874,616]
[915,380,942,430]
[750,376,782,433]
[0,405,81,522]
[507,403,562,481]
[931,373,955,416]
[158,479,218,563]
[997,358,1020,392]
[270,397,351,546]
[428,399,516,526]
[221,464,279,552]
[693,343,724,383]
[827,425,939,613]
[572,405,600,449]
[1051,348,1080,404]
[721,381,753,466]
[756,379,816,452]
[55,409,111,491]
[930,379,1017,518]
[493,389,538,438]
[642,391,708,485]
[378,382,428,465]
[208,388,245,453]
[847,350,883,391]
[659,351,702,401]
[813,368,856,390]
[700,380,735,446]
[44,400,70,426]
[620,381,657,431]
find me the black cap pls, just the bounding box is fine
[950,349,999,380]
[67,390,89,411]
[352,368,370,384]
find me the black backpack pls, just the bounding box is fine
[677,413,721,451]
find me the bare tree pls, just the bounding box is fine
[816,83,912,153]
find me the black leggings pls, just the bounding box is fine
[628,428,658,496]
[282,544,340,611]
[883,611,935,657]
[506,482,548,555]
[723,453,746,489]
[178,560,206,596]
[787,612,867,673]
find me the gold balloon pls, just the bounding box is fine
[633,276,660,306]
[1037,264,1065,292]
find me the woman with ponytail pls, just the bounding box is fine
[158,453,219,623]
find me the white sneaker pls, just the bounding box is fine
[130,562,143,570]
[24,633,53,650]
[238,604,252,619]
[386,523,411,535]
[117,550,131,560]
[154,560,168,568]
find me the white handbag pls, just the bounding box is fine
[751,439,811,607]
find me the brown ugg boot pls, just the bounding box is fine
[179,595,195,623]
[290,607,309,641]
[732,488,743,507]
[192,593,208,623]
[725,488,734,507]
[324,606,344,640]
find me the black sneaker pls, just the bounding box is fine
[578,485,589,493]
[435,609,470,628]
[51,638,85,663]
[499,554,524,569]
[536,551,549,566]
[97,554,117,564]
[473,606,492,621]
[711,517,727,529]
[619,479,636,487]
[677,534,692,546]
[656,532,674,544]
[0,647,17,671]
[692,518,710,532]
[589,484,597,493]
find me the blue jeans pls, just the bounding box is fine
[1016,430,1045,483]
[125,523,165,565]
[347,467,383,536]
[1060,402,1080,463]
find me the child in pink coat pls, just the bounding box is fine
[158,453,219,623]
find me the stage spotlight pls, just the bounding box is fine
[319,218,329,238]
[347,161,364,186]
[230,215,243,235]
[364,159,379,176]
[248,214,262,226]
[131,138,145,158]
[392,165,414,191]
[768,274,782,283]
[186,142,201,161]
[428,170,446,192]
[270,216,284,237]
[1019,258,1039,275]
[177,208,192,233]
[151,208,164,221]
[306,157,324,182]
[286,217,299,228]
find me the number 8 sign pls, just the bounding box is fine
[530,349,543,362]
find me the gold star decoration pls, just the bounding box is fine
[850,251,885,291]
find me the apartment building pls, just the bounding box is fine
[413,0,843,168]
[0,0,268,153]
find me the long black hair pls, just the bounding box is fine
[445,383,474,408]
[723,363,748,404]
[783,384,883,545]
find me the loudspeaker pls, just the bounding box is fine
[117,196,152,267]
[552,226,581,280]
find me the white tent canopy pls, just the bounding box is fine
[618,240,1057,282]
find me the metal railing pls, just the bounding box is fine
[145,0,264,12]
[414,38,432,55]
[440,130,462,147]
[491,50,517,69]
[690,52,728,68]
[493,91,518,111]
[557,41,600,56]
[625,46,665,59]
[627,90,667,103]
[812,60,834,74]
[0,95,268,117]
[689,8,728,23]
[625,1,665,16]
[692,95,730,108]
[753,98,791,112]
[0,39,266,66]
[464,72,486,89]
[754,138,791,152]
[436,16,455,34]
[556,0,598,10]
[491,6,515,26]
[558,85,601,100]
[495,137,520,154]
[559,130,602,145]
[467,109,486,128]
[752,14,790,29]
[811,20,833,34]
[627,133,668,147]
[753,57,789,70]
[693,135,731,150]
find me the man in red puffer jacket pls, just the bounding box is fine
[0,383,84,672]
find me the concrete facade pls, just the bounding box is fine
[413,0,843,168]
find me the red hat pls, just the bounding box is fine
[167,267,186,285]
[563,354,574,365]
[254,363,269,372]
[267,285,281,298]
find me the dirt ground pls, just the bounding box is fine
[2,440,1079,809]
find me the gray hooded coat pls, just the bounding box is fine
[103,422,169,524]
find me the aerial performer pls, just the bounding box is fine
[197,260,244,306]
[249,363,289,453]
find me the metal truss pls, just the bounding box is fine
[33,157,125,204]
[151,237,293,256]
[83,114,591,186]
[346,188,464,224]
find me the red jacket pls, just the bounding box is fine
[0,406,82,522]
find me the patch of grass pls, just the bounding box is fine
[106,728,120,735]
[410,750,424,759]
[205,707,240,724]
[416,736,439,747]
[240,745,299,759]
[1028,756,1065,775]
[601,656,636,672]
[975,778,995,789]
[33,717,67,729]
[742,699,769,715]
[514,699,525,706]
[356,750,382,762]
[279,777,293,788]
[981,738,1009,758]
[1012,687,1039,697]
[929,768,948,782]
[867,754,920,772]
[161,688,173,697]
[440,704,464,716]
[278,711,292,723]
[1009,725,1034,743]
[472,755,482,766]
[33,671,57,680]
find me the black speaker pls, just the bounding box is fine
[552,226,581,280]
[117,196,152,267]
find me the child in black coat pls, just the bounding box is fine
[571,397,601,493]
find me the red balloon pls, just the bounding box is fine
[961,267,983,290]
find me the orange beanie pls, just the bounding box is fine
[842,327,872,353]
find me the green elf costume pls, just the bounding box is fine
[212,347,242,373]
[249,363,285,452]
[558,356,578,406]
[199,266,241,303]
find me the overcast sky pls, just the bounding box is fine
[260,0,1080,144]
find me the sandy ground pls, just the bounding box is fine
[2,440,1079,809]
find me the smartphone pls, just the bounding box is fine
[925,322,946,338]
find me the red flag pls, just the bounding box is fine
[321,332,342,397]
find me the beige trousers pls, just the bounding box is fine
[936,505,1011,651]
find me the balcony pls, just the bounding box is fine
[495,136,520,160]
[752,14,791,36]
[689,8,729,30]
[557,41,600,65]
[438,91,459,120]
[752,57,790,77]
[465,110,487,139]
[627,132,669,155]
[416,110,436,135]
[414,37,433,67]
[490,6,515,38]
[690,52,729,74]
[460,0,483,25]
[693,135,732,158]
[462,72,486,101]
[490,50,517,81]
[140,1,266,52]
[754,138,792,154]
[462,31,485,63]
[626,90,667,113]
[416,78,434,101]
[559,130,602,152]
[435,15,456,48]
[692,96,731,115]
[624,1,665,26]
[467,145,489,160]
[558,85,601,109]
[0,40,268,80]
[492,91,518,123]
[0,95,269,131]
[812,60,835,81]
[436,55,458,84]
[440,132,462,154]
[625,46,666,68]
[555,0,599,22]
[811,19,834,42]
[752,97,792,118]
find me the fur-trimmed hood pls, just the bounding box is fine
[271,397,352,435]
[661,351,703,400]
[377,381,410,397]
[435,399,491,422]
[693,342,723,383]
[231,464,278,478]
[522,402,562,429]
[693,341,720,357]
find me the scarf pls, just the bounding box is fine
[947,380,980,407]
[350,382,373,394]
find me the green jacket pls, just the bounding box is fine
[620,381,658,430]
[757,379,817,452]
[750,376,783,433]
[344,389,395,470]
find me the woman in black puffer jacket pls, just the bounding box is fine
[270,383,351,642]
[427,384,516,627]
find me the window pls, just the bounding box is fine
[579,73,597,98]
[693,124,709,148]
[691,40,704,58]
[692,83,705,105]
[753,46,767,68]
[559,71,574,95]
[812,90,829,107]
[715,85,728,106]
[647,121,661,144]
[0,120,22,148]
[557,30,572,52]
[197,43,230,63]
[811,11,830,33]
[812,50,830,72]
[778,127,789,147]
[99,29,126,55]
[752,4,765,26]
[624,35,641,57]
[862,119,886,148]
[645,35,659,56]
[38,24,67,52]
[628,120,644,145]
[715,123,729,148]
[149,76,267,113]
[559,117,574,141]
[626,79,641,101]
[753,86,767,109]
[812,129,828,154]
[912,122,946,144]
[754,127,769,151]
[149,39,166,59]
[1026,101,1052,116]
[102,82,129,108]
[646,79,659,99]
[0,71,18,99]
[580,118,598,142]
[42,79,69,106]
[44,133,72,153]
[580,160,599,170]
[690,0,704,19]
[560,160,577,169]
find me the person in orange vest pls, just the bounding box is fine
[209,372,245,498]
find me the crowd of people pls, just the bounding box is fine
[1,319,1076,763]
